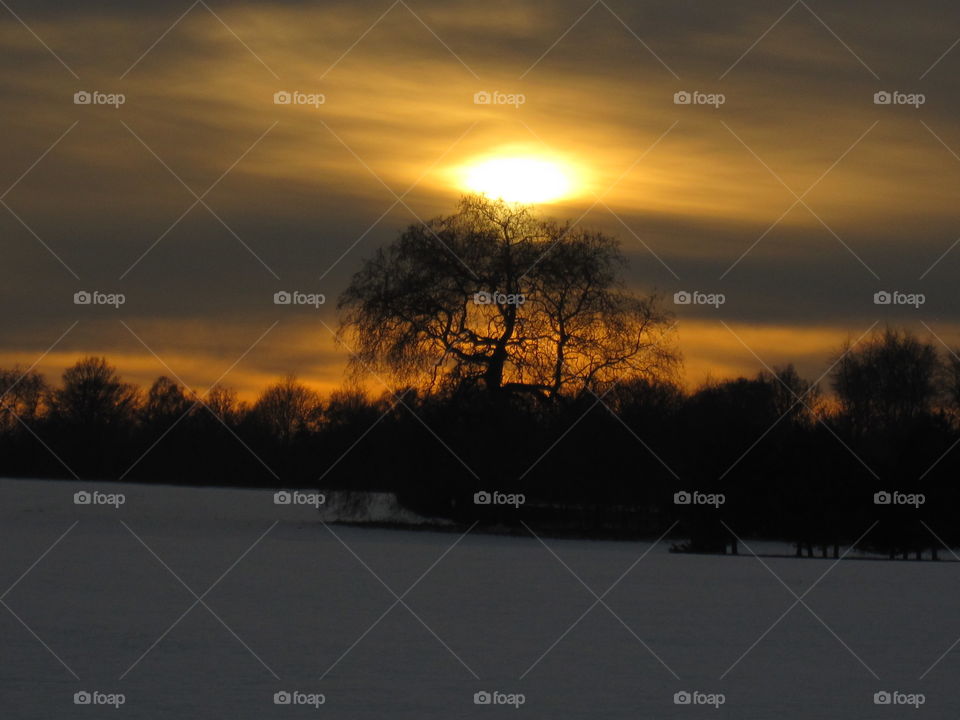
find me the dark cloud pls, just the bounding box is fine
[2,0,960,391]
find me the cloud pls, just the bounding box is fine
[2,0,960,390]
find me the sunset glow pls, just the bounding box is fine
[461,156,575,203]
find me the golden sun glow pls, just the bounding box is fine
[461,155,576,203]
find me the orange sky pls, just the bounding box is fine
[2,0,960,399]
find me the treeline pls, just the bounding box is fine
[2,327,960,556]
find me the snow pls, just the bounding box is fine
[317,490,453,527]
[1,477,958,718]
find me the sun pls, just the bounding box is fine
[461,155,575,204]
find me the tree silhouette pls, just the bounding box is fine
[142,376,192,429]
[832,328,941,435]
[251,374,322,444]
[831,329,950,559]
[50,356,139,428]
[338,195,677,398]
[0,367,47,431]
[46,357,139,475]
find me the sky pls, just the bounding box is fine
[2,0,960,398]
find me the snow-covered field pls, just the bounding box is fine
[2,477,958,718]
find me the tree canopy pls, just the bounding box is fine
[338,195,678,398]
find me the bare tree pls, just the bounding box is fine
[50,357,139,427]
[251,375,322,443]
[762,364,823,425]
[0,367,47,431]
[832,328,942,434]
[338,195,677,397]
[142,376,192,428]
[205,385,245,425]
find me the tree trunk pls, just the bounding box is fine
[485,346,507,390]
